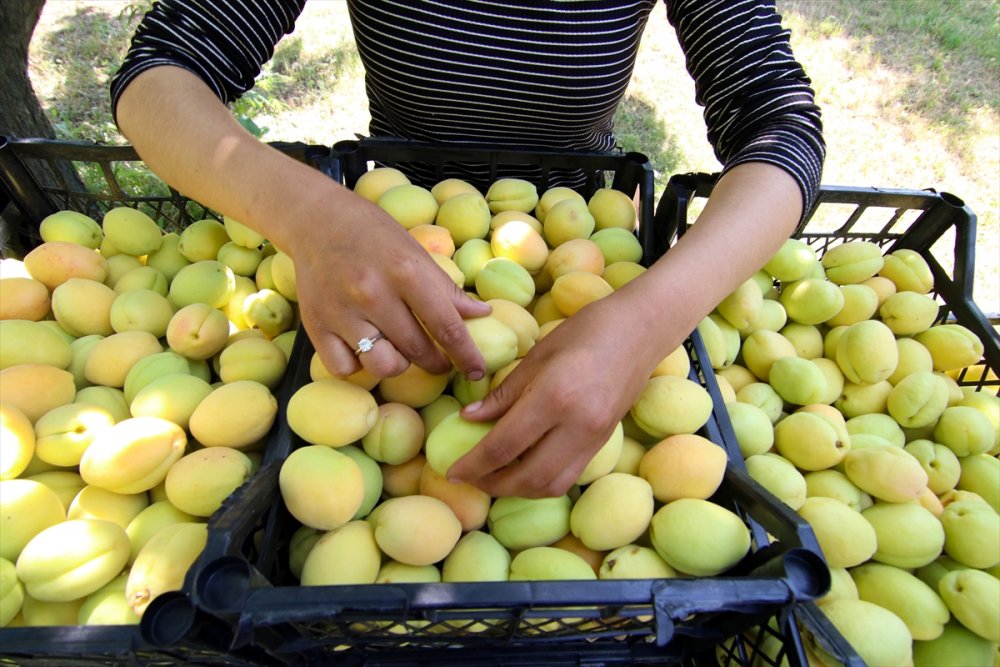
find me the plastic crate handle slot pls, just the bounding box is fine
[651,581,677,647]
[193,556,301,652]
[195,555,273,618]
[332,139,365,189]
[0,135,59,251]
[650,578,810,649]
[141,591,244,654]
[744,548,830,602]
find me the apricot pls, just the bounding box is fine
[435,192,490,244]
[279,445,364,531]
[638,434,726,502]
[368,495,462,566]
[286,378,378,447]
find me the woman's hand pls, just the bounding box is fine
[116,67,490,382]
[446,289,671,498]
[287,192,491,381]
[445,162,805,499]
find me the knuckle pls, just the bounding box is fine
[398,335,439,365]
[434,318,470,350]
[518,466,571,499]
[538,480,570,499]
[480,440,520,470]
[388,328,451,375]
[522,471,558,497]
[364,355,407,379]
[393,255,422,282]
[546,389,575,414]
[580,408,615,437]
[345,273,381,308]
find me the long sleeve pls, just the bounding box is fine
[109,0,306,124]
[665,0,825,218]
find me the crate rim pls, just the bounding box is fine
[655,170,1000,372]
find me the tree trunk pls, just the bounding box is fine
[0,1,87,257]
[0,0,56,139]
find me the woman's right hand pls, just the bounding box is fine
[116,67,488,380]
[284,186,491,381]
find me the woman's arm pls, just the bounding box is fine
[449,0,825,496]
[450,162,800,497]
[117,66,489,380]
[113,7,492,380]
[666,0,826,221]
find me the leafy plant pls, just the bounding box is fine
[119,1,155,24]
[230,79,287,139]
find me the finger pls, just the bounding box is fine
[460,364,527,422]
[352,326,410,378]
[447,389,548,485]
[405,279,490,381]
[475,439,589,498]
[311,328,362,378]
[454,287,493,319]
[370,299,454,375]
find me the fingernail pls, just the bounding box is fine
[464,400,482,413]
[466,370,484,381]
[447,476,464,485]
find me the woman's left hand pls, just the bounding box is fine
[446,290,671,498]
[446,164,806,499]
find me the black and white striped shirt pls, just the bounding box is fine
[110,0,824,212]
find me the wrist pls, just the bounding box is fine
[241,147,351,258]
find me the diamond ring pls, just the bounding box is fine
[354,332,385,356]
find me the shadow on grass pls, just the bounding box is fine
[614,93,686,193]
[38,6,139,144]
[268,35,363,104]
[778,0,998,138]
[37,6,171,197]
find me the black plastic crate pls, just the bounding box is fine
[0,135,333,667]
[0,135,336,255]
[172,333,827,665]
[136,140,834,666]
[332,136,661,265]
[0,624,274,667]
[653,172,999,391]
[656,171,1000,667]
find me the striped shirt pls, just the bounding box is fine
[110,0,825,213]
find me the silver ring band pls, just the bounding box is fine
[354,332,385,356]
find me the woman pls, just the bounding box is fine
[111,0,824,498]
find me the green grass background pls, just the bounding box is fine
[27,0,999,313]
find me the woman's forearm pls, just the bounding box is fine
[115,65,345,255]
[619,162,803,360]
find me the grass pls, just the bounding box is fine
[24,0,1000,312]
[800,0,999,114]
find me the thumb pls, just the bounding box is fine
[461,371,523,422]
[452,284,492,319]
